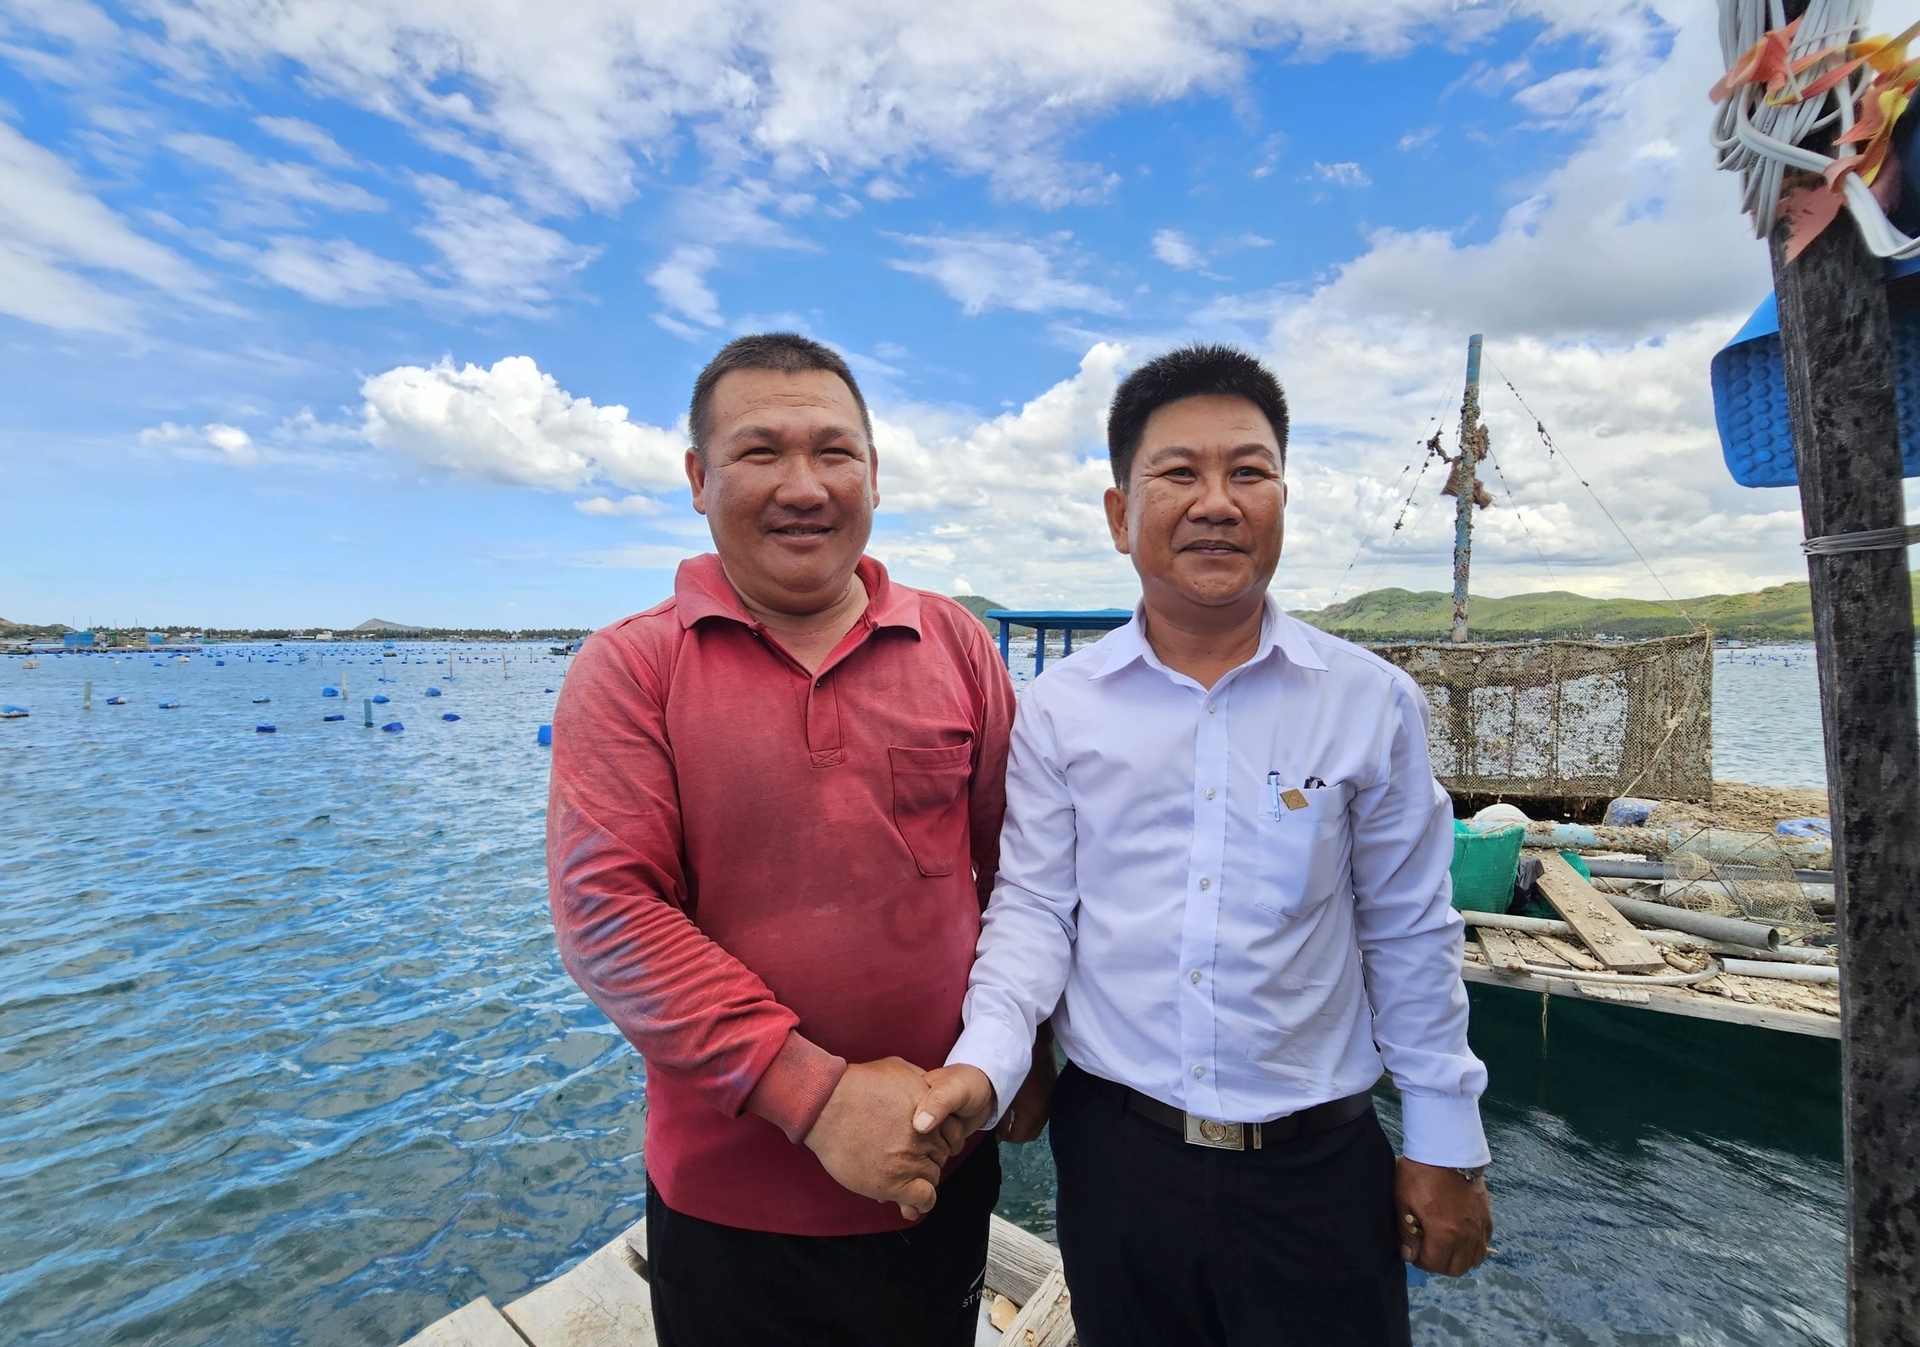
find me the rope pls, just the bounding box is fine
[1486,356,1698,625]
[1801,522,1920,552]
[1330,384,1460,604]
[1711,0,1920,259]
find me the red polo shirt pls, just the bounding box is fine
[547,554,1015,1236]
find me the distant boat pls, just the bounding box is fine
[252,697,271,704]
[551,642,581,656]
[0,705,27,719]
[105,696,127,706]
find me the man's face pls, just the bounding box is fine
[686,368,878,615]
[1103,393,1286,616]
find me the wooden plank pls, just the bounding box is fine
[621,1219,648,1280]
[1533,853,1668,973]
[1535,934,1604,972]
[502,1238,655,1347]
[996,1264,1075,1347]
[1460,961,1840,1038]
[399,1298,530,1347]
[986,1215,1061,1307]
[1474,927,1530,974]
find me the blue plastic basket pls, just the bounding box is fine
[1713,257,1920,487]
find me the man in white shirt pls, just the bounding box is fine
[911,345,1492,1345]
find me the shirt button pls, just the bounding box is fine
[1207,702,1218,714]
[1189,970,1201,984]
[1199,877,1211,890]
[1192,1065,1205,1079]
[1205,787,1217,801]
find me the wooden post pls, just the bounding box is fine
[1769,151,1920,1341]
[1449,333,1485,644]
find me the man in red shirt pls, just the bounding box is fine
[547,333,1044,1345]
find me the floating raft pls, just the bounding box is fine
[397,1214,1076,1347]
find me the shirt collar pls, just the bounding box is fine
[673,552,921,636]
[1089,592,1326,680]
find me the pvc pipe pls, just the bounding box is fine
[1460,911,1572,936]
[1720,958,1840,984]
[1581,856,1834,886]
[1602,893,1779,950]
[1523,822,1831,870]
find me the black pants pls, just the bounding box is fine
[1051,1063,1410,1347]
[646,1139,999,1347]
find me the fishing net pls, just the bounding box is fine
[1661,833,1824,931]
[1373,631,1715,804]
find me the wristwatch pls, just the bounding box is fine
[1454,1165,1488,1185]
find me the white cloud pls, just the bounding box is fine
[139,420,260,465]
[164,132,385,214]
[647,244,723,327]
[575,493,668,516]
[101,0,1661,211]
[0,118,208,332]
[253,115,354,167]
[358,355,685,495]
[1311,160,1370,188]
[411,174,598,312]
[250,236,417,306]
[889,231,1117,316]
[1151,228,1202,270]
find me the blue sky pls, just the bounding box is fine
[4,0,1910,629]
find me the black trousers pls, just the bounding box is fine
[1050,1063,1410,1347]
[646,1139,999,1347]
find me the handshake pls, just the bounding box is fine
[802,1046,1056,1220]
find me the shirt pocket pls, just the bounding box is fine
[888,741,974,878]
[1254,784,1351,921]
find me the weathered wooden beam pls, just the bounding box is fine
[1532,853,1668,973]
[1460,962,1840,1038]
[996,1264,1076,1347]
[985,1214,1064,1308]
[398,1298,531,1347]
[1472,927,1531,974]
[1770,165,1920,1346]
[501,1239,655,1347]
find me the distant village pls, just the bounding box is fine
[0,617,592,652]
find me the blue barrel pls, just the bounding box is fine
[425,686,442,697]
[382,721,404,732]
[441,712,460,721]
[256,724,276,733]
[537,723,553,746]
[372,694,391,704]
[158,700,180,709]
[323,713,345,722]
[322,686,340,697]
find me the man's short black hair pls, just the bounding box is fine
[689,333,872,456]
[1106,344,1289,487]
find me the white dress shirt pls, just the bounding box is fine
[948,596,1490,1167]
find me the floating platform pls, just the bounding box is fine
[396,1213,1074,1347]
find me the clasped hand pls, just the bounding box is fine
[803,1055,1045,1221]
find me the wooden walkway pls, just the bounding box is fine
[398,1214,1076,1347]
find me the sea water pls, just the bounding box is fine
[0,641,1848,1344]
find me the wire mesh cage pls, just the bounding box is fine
[1374,631,1714,804]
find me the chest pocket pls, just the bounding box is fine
[1255,782,1352,920]
[888,742,974,877]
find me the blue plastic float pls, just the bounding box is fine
[537,724,553,746]
[324,713,345,722]
[382,721,404,732]
[105,696,126,705]
[0,705,27,719]
[158,700,180,709]
[256,724,276,733]
[322,686,340,697]
[441,712,460,721]
[372,694,391,704]
[425,686,442,697]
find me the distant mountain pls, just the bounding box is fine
[353,618,424,633]
[950,595,1032,635]
[1293,579,1920,642]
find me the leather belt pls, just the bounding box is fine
[1122,1087,1375,1152]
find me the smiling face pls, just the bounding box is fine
[1103,392,1286,623]
[686,367,878,617]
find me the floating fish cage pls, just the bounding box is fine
[1375,631,1714,811]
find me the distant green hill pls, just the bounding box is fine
[1292,579,1920,642]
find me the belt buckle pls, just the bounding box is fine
[1183,1114,1245,1150]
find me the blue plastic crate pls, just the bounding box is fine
[1713,259,1920,487]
